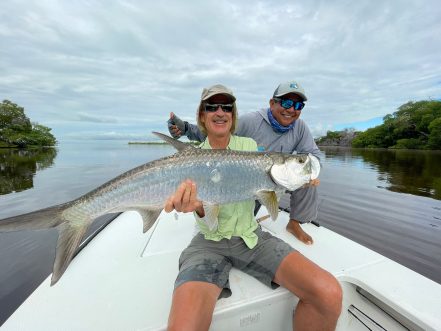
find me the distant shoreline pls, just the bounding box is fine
[128,141,167,145]
[317,145,441,152]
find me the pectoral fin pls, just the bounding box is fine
[256,191,279,221]
[202,203,220,231]
[135,208,162,233]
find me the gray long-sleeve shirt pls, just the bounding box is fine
[186,108,322,160]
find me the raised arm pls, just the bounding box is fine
[167,112,206,142]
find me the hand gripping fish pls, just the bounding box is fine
[0,132,320,285]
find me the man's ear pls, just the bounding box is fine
[269,98,275,107]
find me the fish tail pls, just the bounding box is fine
[51,221,89,285]
[0,203,91,286]
[0,204,67,232]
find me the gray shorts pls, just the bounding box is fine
[175,227,295,298]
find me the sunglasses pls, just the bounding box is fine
[274,98,305,110]
[204,103,234,113]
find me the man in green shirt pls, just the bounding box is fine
[164,84,342,331]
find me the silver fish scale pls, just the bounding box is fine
[179,149,277,204]
[64,149,277,221]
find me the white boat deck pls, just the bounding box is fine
[3,209,441,330]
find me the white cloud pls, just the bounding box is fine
[75,112,119,123]
[1,0,440,139]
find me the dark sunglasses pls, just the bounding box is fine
[274,98,305,110]
[204,103,234,113]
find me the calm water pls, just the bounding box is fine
[0,142,440,325]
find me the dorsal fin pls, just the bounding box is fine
[152,131,195,152]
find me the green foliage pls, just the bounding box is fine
[352,126,391,148]
[0,99,32,132]
[392,138,425,149]
[428,117,441,149]
[27,123,57,146]
[351,100,441,150]
[0,100,57,147]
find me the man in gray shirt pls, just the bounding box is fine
[168,81,321,245]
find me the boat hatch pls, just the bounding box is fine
[344,283,425,331]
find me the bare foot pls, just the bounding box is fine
[286,220,313,245]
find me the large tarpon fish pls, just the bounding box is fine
[0,132,320,285]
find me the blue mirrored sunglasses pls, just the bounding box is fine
[274,98,305,110]
[204,103,234,112]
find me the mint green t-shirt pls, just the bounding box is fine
[195,135,259,249]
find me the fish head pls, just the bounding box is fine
[270,153,320,191]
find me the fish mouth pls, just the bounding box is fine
[269,154,320,191]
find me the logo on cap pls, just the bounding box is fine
[290,83,298,89]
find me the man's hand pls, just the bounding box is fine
[309,178,320,187]
[164,179,205,217]
[303,178,320,188]
[167,112,187,139]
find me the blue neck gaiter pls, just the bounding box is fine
[267,108,295,133]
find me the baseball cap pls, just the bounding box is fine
[273,81,307,101]
[201,84,236,102]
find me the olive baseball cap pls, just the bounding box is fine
[200,84,236,102]
[273,81,307,101]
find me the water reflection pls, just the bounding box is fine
[322,147,441,200]
[0,148,57,195]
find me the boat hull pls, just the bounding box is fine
[2,208,440,330]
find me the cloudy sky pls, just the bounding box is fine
[1,0,440,141]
